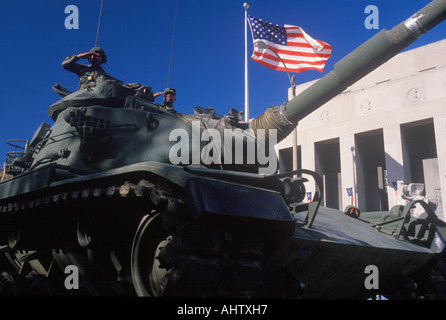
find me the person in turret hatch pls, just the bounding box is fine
[62,46,114,91]
[154,88,177,112]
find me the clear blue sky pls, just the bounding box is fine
[0,0,445,161]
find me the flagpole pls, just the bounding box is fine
[244,3,249,122]
[254,39,298,175]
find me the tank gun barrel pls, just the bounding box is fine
[285,0,446,123]
[250,0,446,142]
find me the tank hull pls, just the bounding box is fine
[1,162,444,298]
[267,206,437,299]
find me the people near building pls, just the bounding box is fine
[154,88,177,112]
[62,46,114,91]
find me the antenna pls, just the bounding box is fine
[95,0,104,46]
[167,0,179,88]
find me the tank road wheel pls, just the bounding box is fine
[131,210,266,297]
[0,272,30,295]
[28,275,56,296]
[131,213,170,297]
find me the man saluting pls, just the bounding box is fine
[62,46,113,91]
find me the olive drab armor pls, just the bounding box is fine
[1,0,446,299]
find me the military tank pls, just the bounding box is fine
[1,0,446,299]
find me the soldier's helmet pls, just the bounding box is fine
[164,88,176,101]
[164,88,176,95]
[89,46,107,63]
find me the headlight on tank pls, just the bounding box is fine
[280,177,307,205]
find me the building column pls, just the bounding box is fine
[339,134,356,210]
[383,124,405,209]
[434,114,446,221]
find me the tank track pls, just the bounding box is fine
[0,176,270,297]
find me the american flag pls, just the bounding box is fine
[346,187,353,197]
[247,15,332,73]
[306,192,312,203]
[392,181,398,196]
[346,187,353,205]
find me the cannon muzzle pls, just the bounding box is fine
[250,0,446,142]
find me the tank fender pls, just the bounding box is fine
[184,178,295,240]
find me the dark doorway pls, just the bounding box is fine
[315,139,341,210]
[401,119,437,184]
[279,146,301,173]
[355,130,388,211]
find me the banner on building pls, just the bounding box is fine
[346,187,353,205]
[306,192,312,203]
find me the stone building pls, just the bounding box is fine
[276,39,446,220]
